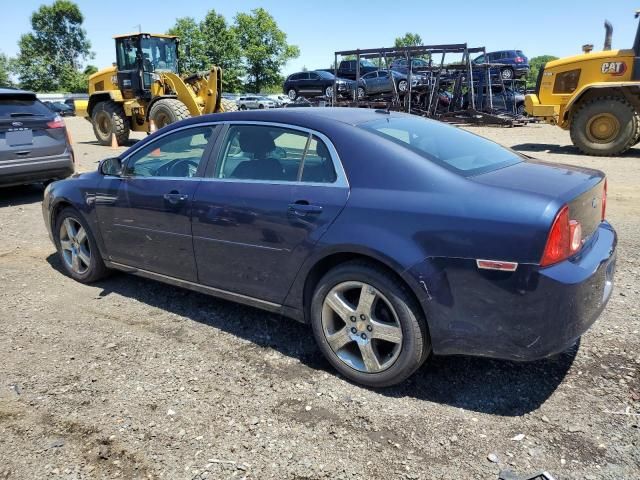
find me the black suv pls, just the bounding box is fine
[284,71,355,100]
[0,88,75,187]
[472,50,529,80]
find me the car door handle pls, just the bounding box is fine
[288,203,323,216]
[163,192,189,204]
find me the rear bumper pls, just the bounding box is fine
[0,152,74,187]
[408,222,617,361]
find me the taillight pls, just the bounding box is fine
[601,179,607,221]
[47,115,65,129]
[540,205,582,266]
[515,57,524,63]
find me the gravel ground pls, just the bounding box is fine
[0,117,638,480]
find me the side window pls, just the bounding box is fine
[378,71,389,78]
[124,126,215,178]
[309,72,320,80]
[214,125,337,183]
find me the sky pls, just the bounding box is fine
[3,0,640,76]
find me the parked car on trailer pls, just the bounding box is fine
[465,85,526,115]
[43,108,616,387]
[284,71,355,100]
[389,57,430,74]
[237,96,276,110]
[356,69,427,99]
[473,50,530,80]
[0,88,75,188]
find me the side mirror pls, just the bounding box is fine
[100,157,123,176]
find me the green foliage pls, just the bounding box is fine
[527,55,558,89]
[168,10,250,92]
[394,33,423,48]
[0,53,14,87]
[13,0,93,92]
[233,8,299,93]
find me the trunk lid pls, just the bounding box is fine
[0,94,68,162]
[473,159,606,241]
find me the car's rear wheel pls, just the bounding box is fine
[240,104,247,110]
[288,89,298,100]
[500,67,514,80]
[310,261,430,387]
[54,207,108,283]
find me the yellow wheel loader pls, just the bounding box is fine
[78,33,237,146]
[525,12,640,156]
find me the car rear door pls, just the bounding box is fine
[192,122,349,304]
[95,124,220,281]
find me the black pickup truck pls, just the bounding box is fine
[321,59,379,80]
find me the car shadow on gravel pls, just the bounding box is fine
[512,142,640,157]
[46,254,576,417]
[0,184,44,207]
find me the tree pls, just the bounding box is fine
[527,55,558,89]
[168,10,243,92]
[13,0,92,91]
[233,8,299,93]
[394,33,423,48]
[0,53,13,87]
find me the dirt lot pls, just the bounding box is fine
[1,117,638,480]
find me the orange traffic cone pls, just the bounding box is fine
[149,119,157,134]
[110,132,119,149]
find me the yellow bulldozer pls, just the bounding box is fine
[525,11,640,156]
[78,33,236,145]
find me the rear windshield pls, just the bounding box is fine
[0,96,52,119]
[359,116,522,176]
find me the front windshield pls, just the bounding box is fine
[360,59,376,68]
[359,116,522,176]
[140,37,178,73]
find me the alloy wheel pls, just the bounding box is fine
[398,80,408,92]
[325,86,333,98]
[288,89,297,100]
[321,281,403,373]
[59,217,91,275]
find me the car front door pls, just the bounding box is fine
[307,72,322,94]
[361,72,377,94]
[95,124,219,281]
[192,122,349,304]
[377,71,392,93]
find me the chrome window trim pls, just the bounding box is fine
[117,120,350,188]
[119,122,222,175]
[209,120,349,188]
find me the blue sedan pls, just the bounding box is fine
[42,108,616,387]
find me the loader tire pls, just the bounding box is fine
[92,101,129,146]
[220,98,238,112]
[570,96,640,156]
[149,99,191,129]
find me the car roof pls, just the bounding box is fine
[188,107,408,130]
[0,87,36,97]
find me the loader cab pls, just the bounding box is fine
[114,33,179,99]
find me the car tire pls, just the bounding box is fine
[517,103,526,116]
[357,87,365,100]
[53,207,109,283]
[91,100,130,146]
[259,104,265,109]
[240,104,247,110]
[570,96,640,156]
[310,261,431,388]
[288,89,298,101]
[149,98,191,130]
[397,80,408,93]
[325,86,334,98]
[500,67,514,80]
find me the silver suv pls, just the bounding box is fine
[237,96,276,110]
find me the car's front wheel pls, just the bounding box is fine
[54,207,108,283]
[397,79,408,93]
[310,261,430,387]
